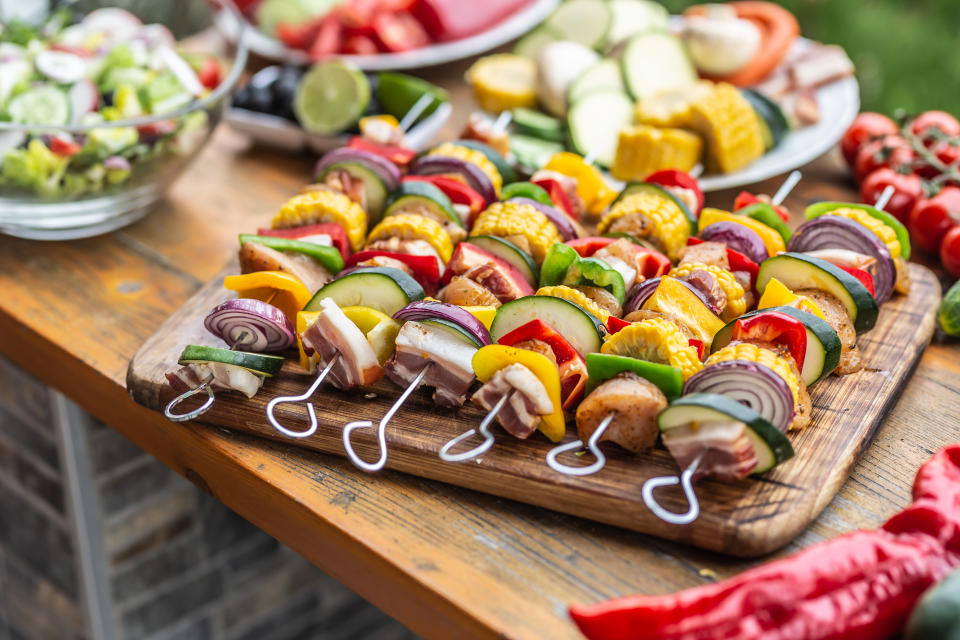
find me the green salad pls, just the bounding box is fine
[0,8,223,198]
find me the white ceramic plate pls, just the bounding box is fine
[226,100,453,153]
[215,0,560,71]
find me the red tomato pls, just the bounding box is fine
[940,226,960,278]
[48,134,81,157]
[859,168,923,223]
[909,111,960,148]
[854,135,915,182]
[343,35,380,54]
[908,187,960,254]
[308,15,344,59]
[197,58,221,90]
[841,112,899,167]
[372,11,430,52]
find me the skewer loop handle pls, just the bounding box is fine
[641,451,705,526]
[544,412,615,477]
[164,377,216,422]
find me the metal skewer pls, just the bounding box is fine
[771,170,801,206]
[641,450,706,525]
[874,185,895,211]
[438,393,512,463]
[342,363,432,472]
[398,93,436,133]
[544,411,616,476]
[165,375,217,422]
[266,354,341,439]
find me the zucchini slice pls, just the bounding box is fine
[511,107,566,143]
[757,253,879,333]
[306,267,425,316]
[385,181,462,227]
[421,319,484,349]
[513,26,559,59]
[658,393,794,474]
[568,59,625,105]
[621,31,697,101]
[316,161,389,223]
[711,306,843,385]
[604,0,669,49]
[490,295,605,357]
[805,201,911,260]
[178,345,285,376]
[741,89,789,148]
[544,0,612,49]
[510,134,565,171]
[567,89,634,168]
[469,235,540,288]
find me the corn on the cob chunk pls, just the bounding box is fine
[601,318,702,380]
[471,201,561,264]
[668,262,747,322]
[689,83,765,174]
[634,82,713,129]
[535,286,610,323]
[821,208,902,259]
[706,342,806,429]
[428,143,503,197]
[597,191,689,261]
[273,190,367,251]
[367,213,453,262]
[612,125,702,181]
[466,54,538,113]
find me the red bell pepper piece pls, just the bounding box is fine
[686,236,759,292]
[275,18,323,50]
[372,11,430,52]
[566,236,615,257]
[344,249,440,296]
[404,175,485,220]
[646,169,704,214]
[411,0,533,42]
[606,316,631,335]
[343,34,380,55]
[569,444,960,640]
[731,310,807,372]
[532,177,577,220]
[308,15,344,60]
[257,223,351,262]
[497,319,587,408]
[688,338,705,360]
[346,136,417,167]
[837,265,876,298]
[734,190,790,222]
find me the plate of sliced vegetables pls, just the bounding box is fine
[466,0,860,191]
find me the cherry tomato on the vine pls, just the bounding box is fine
[908,186,960,254]
[841,112,899,167]
[940,225,960,278]
[860,168,922,224]
[854,135,915,182]
[909,111,960,148]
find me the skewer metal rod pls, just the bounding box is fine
[545,411,616,477]
[266,353,340,439]
[438,393,510,463]
[641,450,706,526]
[164,375,216,422]
[771,170,802,206]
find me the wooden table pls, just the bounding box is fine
[1,60,957,640]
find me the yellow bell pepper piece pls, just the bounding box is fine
[471,345,565,442]
[466,54,538,114]
[224,271,312,326]
[296,311,322,371]
[756,278,828,321]
[698,207,786,256]
[459,305,497,330]
[641,276,725,350]
[341,306,400,366]
[543,152,617,215]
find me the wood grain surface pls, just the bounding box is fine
[0,53,958,640]
[127,261,940,556]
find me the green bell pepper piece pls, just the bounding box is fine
[736,202,792,245]
[539,243,580,289]
[539,243,627,304]
[501,181,553,206]
[585,352,683,398]
[576,257,626,304]
[238,234,345,275]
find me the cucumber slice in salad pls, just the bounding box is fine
[544,0,612,49]
[757,253,880,333]
[621,32,697,101]
[490,295,605,357]
[177,345,285,376]
[710,306,843,385]
[568,59,624,106]
[658,393,794,474]
[468,235,540,289]
[567,89,633,168]
[306,267,425,316]
[7,86,70,125]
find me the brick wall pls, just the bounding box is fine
[0,355,417,640]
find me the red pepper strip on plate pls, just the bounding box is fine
[646,169,705,215]
[731,310,807,371]
[344,250,440,296]
[568,237,672,280]
[346,136,417,167]
[497,319,587,409]
[257,223,351,262]
[404,175,485,220]
[837,265,876,298]
[734,190,790,222]
[687,236,759,291]
[569,443,960,640]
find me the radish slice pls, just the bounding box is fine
[35,50,86,84]
[157,47,204,96]
[136,24,175,49]
[204,299,296,352]
[80,8,143,41]
[68,79,99,122]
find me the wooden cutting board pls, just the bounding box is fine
[127,262,940,557]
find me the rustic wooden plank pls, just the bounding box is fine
[126,259,940,557]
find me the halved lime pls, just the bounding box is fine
[294,60,370,135]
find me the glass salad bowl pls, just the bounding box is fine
[0,1,247,240]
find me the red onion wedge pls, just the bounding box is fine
[788,215,895,302]
[392,300,492,346]
[204,299,296,353]
[507,197,580,241]
[314,148,402,192]
[408,156,496,205]
[683,360,795,432]
[699,221,769,264]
